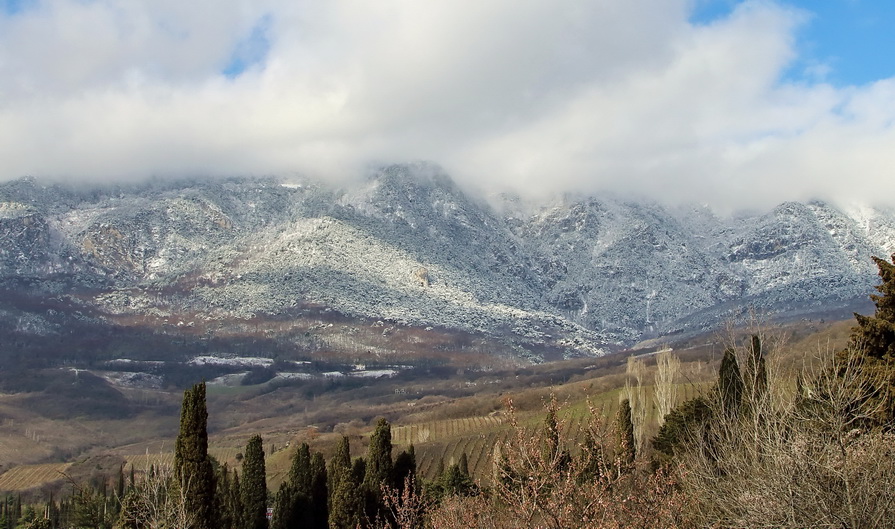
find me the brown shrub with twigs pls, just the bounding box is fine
[678,346,895,529]
[424,397,693,529]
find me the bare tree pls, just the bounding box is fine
[115,464,197,529]
[678,345,895,529]
[374,475,431,529]
[624,356,648,451]
[654,348,680,426]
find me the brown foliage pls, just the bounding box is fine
[424,398,693,529]
[678,346,895,528]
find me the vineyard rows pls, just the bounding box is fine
[124,447,244,471]
[391,415,504,446]
[0,463,72,492]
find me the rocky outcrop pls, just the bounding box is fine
[0,202,52,276]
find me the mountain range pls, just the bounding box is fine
[2,163,893,363]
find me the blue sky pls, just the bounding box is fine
[1,0,894,210]
[692,0,895,86]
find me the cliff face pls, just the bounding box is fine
[0,202,53,276]
[1,167,892,358]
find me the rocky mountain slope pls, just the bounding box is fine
[1,164,893,363]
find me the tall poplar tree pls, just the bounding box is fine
[174,382,216,529]
[241,435,268,529]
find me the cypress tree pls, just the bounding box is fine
[328,436,351,505]
[352,457,366,488]
[269,484,297,529]
[652,396,713,461]
[174,382,216,529]
[392,444,416,492]
[270,443,313,529]
[289,443,313,497]
[616,398,636,468]
[719,347,744,417]
[364,418,393,520]
[114,464,125,515]
[241,435,268,529]
[216,464,245,529]
[743,335,768,412]
[229,469,244,529]
[328,437,363,529]
[309,452,328,529]
[216,464,234,529]
[852,254,895,359]
[846,253,895,423]
[365,418,393,491]
[435,452,476,499]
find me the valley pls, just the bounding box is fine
[0,167,889,499]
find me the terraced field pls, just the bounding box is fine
[0,462,72,491]
[392,415,505,446]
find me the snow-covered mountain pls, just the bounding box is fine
[1,164,893,360]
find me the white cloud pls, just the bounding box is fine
[0,0,893,210]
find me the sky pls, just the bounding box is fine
[1,0,894,210]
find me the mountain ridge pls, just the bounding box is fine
[1,164,893,362]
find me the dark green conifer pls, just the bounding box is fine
[852,254,895,359]
[216,464,244,529]
[241,435,268,529]
[309,452,328,529]
[845,253,895,423]
[174,382,216,529]
[270,443,314,529]
[434,452,476,500]
[652,396,713,462]
[328,437,363,529]
[392,444,416,492]
[229,469,245,529]
[743,335,768,411]
[364,418,393,491]
[328,436,351,505]
[115,464,125,514]
[364,418,393,520]
[616,398,636,468]
[719,347,744,416]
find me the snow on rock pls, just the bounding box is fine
[2,166,895,357]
